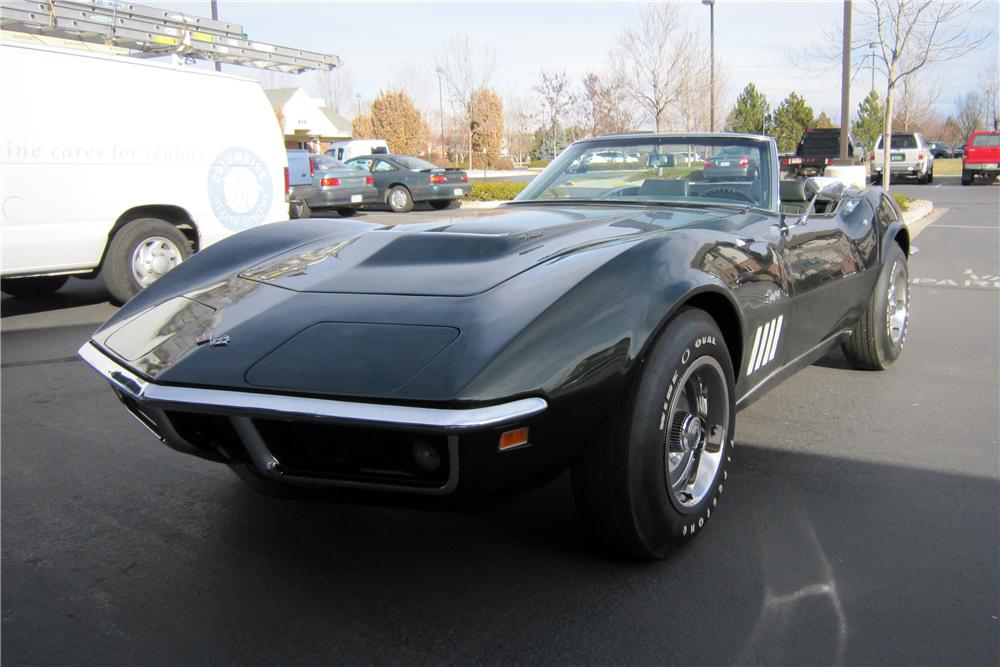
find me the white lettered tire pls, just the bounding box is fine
[572,308,736,558]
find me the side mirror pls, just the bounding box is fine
[804,176,844,201]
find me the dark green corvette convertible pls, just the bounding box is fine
[80,133,910,558]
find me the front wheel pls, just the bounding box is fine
[387,186,414,213]
[100,218,191,304]
[572,309,735,558]
[1,275,69,298]
[843,243,909,370]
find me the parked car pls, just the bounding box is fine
[345,155,470,212]
[79,132,911,558]
[325,139,389,162]
[703,145,758,181]
[927,141,955,159]
[298,154,379,216]
[0,42,287,302]
[870,132,933,184]
[961,130,1000,185]
[286,149,317,219]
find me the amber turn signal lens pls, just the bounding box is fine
[498,427,530,451]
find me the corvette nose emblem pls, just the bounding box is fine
[196,333,230,347]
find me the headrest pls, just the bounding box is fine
[780,179,807,202]
[638,179,689,197]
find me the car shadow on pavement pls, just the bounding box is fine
[0,277,112,318]
[141,445,996,665]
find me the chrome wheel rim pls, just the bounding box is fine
[886,260,909,345]
[131,236,183,287]
[390,189,407,209]
[664,356,729,508]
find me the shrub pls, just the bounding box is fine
[527,159,551,168]
[892,191,914,212]
[494,156,516,170]
[467,182,528,201]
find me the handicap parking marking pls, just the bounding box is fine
[910,269,1000,290]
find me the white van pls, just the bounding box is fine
[325,139,390,162]
[0,42,288,302]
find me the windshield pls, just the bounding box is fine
[515,136,773,210]
[881,135,918,149]
[394,156,441,170]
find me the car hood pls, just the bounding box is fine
[237,204,728,297]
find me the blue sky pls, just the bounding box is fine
[166,0,997,124]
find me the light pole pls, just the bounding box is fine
[702,0,715,132]
[210,0,221,72]
[869,41,877,91]
[839,0,851,160]
[355,93,361,118]
[435,66,445,160]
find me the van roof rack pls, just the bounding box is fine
[1,0,339,72]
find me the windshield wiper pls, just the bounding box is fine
[507,198,753,213]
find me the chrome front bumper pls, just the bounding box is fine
[78,342,548,494]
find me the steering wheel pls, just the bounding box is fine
[701,187,757,204]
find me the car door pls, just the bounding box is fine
[780,194,879,359]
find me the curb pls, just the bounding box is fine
[901,199,933,225]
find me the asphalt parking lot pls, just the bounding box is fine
[2,177,998,665]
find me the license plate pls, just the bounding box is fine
[891,154,905,161]
[718,161,730,167]
[453,188,463,196]
[980,163,998,169]
[350,194,362,203]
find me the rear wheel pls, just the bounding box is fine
[843,243,909,370]
[927,168,933,184]
[961,170,973,186]
[572,309,735,558]
[101,218,190,304]
[387,186,414,213]
[289,198,311,219]
[0,275,69,298]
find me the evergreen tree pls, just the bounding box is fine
[852,89,883,154]
[772,92,814,153]
[726,83,770,134]
[814,111,835,128]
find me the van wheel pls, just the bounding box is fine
[1,275,69,298]
[572,309,735,558]
[387,186,414,213]
[101,218,190,304]
[289,199,311,219]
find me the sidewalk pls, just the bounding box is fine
[466,169,536,179]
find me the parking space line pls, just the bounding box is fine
[929,225,1000,229]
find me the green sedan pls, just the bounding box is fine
[344,154,471,212]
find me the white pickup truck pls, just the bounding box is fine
[0,42,288,302]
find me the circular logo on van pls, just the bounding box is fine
[207,148,273,231]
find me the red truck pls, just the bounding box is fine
[962,131,1000,185]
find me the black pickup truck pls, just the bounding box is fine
[781,127,863,178]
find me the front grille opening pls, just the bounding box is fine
[165,411,247,461]
[118,394,163,440]
[253,419,450,487]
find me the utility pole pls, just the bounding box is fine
[210,0,221,72]
[839,0,852,159]
[702,0,716,132]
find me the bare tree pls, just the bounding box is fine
[856,0,992,190]
[955,91,986,141]
[892,67,944,133]
[979,57,999,131]
[433,34,496,169]
[314,66,354,114]
[614,3,694,131]
[579,70,635,137]
[503,93,536,164]
[534,69,576,159]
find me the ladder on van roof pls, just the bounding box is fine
[0,0,339,72]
